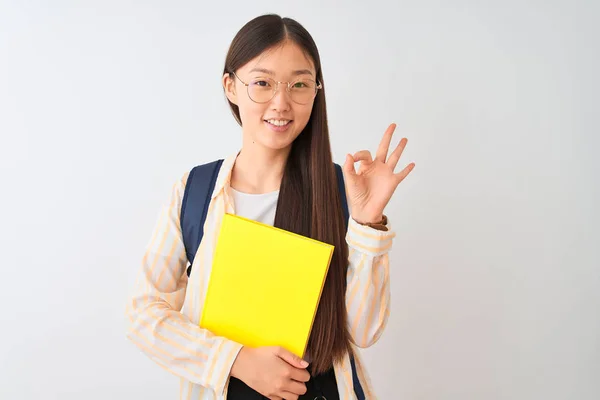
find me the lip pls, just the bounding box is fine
[264,119,293,133]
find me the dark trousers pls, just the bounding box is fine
[227,365,340,399]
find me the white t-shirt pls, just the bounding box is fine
[230,187,279,225]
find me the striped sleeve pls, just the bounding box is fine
[345,217,396,348]
[125,173,243,395]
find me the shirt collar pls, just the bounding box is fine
[210,151,239,200]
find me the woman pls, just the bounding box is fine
[126,14,415,400]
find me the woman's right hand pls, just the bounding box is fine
[230,346,310,400]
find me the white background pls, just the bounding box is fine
[1,0,598,399]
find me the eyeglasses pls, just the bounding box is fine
[231,72,322,105]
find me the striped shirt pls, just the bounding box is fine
[125,152,396,399]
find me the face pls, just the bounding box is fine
[223,41,318,153]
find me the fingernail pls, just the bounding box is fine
[301,360,309,367]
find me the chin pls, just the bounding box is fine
[261,138,296,151]
[259,130,299,151]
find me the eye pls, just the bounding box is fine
[252,79,272,87]
[291,80,315,91]
[293,81,307,88]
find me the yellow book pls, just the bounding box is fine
[199,213,334,358]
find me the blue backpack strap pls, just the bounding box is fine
[350,356,366,400]
[334,163,366,400]
[180,159,223,277]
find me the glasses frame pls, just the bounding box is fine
[231,71,322,105]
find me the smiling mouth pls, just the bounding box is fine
[264,119,292,127]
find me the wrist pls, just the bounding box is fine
[230,346,250,380]
[352,214,385,225]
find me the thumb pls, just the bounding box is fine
[343,153,357,177]
[274,347,309,368]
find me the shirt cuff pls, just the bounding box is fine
[203,337,244,396]
[346,216,396,257]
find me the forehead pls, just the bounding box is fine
[239,41,316,77]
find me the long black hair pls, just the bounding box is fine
[223,14,352,374]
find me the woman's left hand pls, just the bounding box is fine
[343,123,415,225]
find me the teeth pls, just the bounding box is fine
[267,119,290,126]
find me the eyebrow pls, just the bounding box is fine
[248,67,314,77]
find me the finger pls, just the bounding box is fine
[268,396,283,400]
[352,151,373,174]
[395,162,416,184]
[288,380,307,395]
[387,137,408,170]
[375,123,396,162]
[352,150,373,163]
[281,391,300,400]
[343,153,357,177]
[289,366,311,383]
[352,150,373,174]
[283,380,307,395]
[275,347,309,369]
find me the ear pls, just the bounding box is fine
[222,72,238,105]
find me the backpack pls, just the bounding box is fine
[180,159,365,400]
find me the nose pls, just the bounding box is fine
[269,84,292,111]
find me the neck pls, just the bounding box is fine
[231,144,291,194]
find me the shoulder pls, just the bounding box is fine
[180,158,228,187]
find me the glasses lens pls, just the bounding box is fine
[248,78,276,103]
[247,78,318,104]
[289,79,317,104]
